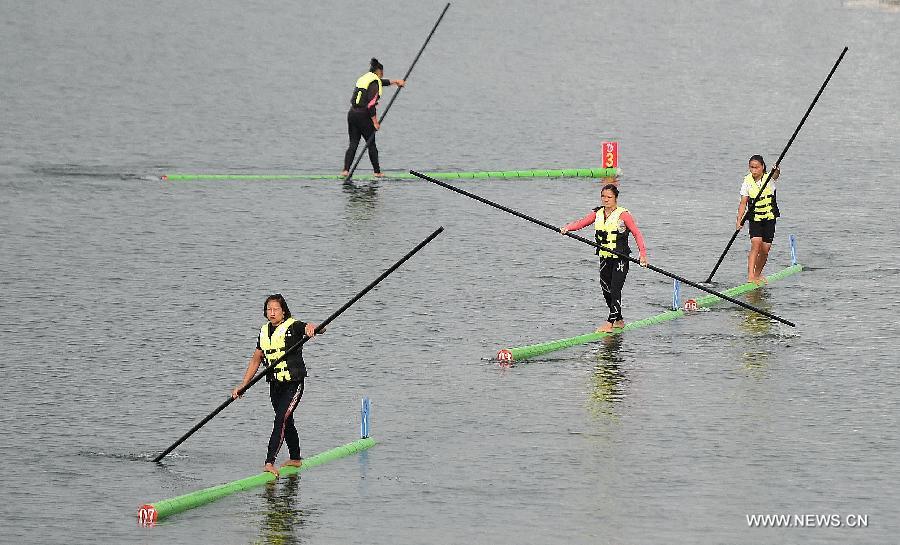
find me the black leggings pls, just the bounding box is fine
[267,380,304,464]
[343,109,380,173]
[598,258,629,323]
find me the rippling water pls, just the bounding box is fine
[2,1,898,544]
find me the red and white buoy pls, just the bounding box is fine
[137,504,158,526]
[496,349,513,365]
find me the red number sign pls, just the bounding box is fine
[601,141,618,168]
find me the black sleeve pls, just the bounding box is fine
[381,78,391,86]
[298,321,308,334]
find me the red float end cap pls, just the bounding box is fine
[496,349,513,363]
[138,504,158,526]
[683,299,699,311]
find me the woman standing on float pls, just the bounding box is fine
[341,58,405,177]
[232,294,321,476]
[560,184,648,333]
[736,154,781,284]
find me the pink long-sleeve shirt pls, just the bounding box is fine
[563,208,647,258]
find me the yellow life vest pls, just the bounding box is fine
[259,317,300,382]
[594,206,630,258]
[745,173,777,221]
[352,71,383,108]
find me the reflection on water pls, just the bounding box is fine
[588,335,627,418]
[258,476,308,545]
[739,289,772,376]
[844,0,900,13]
[357,449,370,497]
[342,180,380,221]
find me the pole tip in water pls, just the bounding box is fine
[138,504,158,526]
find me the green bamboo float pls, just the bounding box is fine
[138,437,375,525]
[161,167,620,181]
[497,264,803,363]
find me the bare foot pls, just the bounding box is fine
[340,170,349,177]
[612,320,625,329]
[264,463,279,477]
[281,458,303,469]
[596,323,614,333]
[373,172,386,178]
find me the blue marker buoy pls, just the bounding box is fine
[360,397,371,439]
[789,234,798,266]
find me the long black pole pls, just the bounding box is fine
[152,226,444,462]
[345,2,451,182]
[411,170,795,327]
[704,46,848,283]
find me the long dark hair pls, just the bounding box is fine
[263,293,292,319]
[749,154,767,173]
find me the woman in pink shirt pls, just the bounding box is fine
[560,184,648,333]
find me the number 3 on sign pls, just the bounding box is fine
[601,141,618,168]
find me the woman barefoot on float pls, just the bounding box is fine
[736,154,781,284]
[232,294,322,476]
[560,184,648,333]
